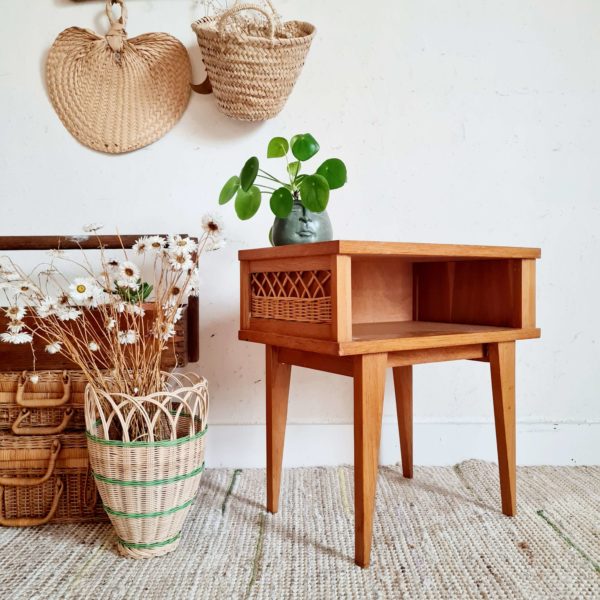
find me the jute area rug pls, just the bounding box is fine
[0,461,598,599]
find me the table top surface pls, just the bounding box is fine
[238,240,541,261]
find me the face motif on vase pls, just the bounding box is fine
[272,200,333,246]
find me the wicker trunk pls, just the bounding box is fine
[0,432,106,526]
[0,371,88,435]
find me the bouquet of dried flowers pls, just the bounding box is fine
[0,216,224,404]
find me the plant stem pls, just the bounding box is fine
[258,170,286,186]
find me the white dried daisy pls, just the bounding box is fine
[205,236,226,252]
[1,271,22,282]
[105,318,116,331]
[47,249,65,258]
[168,252,194,272]
[132,237,150,255]
[88,289,110,307]
[168,235,198,255]
[201,213,225,236]
[4,306,25,321]
[83,223,104,233]
[116,261,140,289]
[7,320,25,333]
[161,303,184,323]
[0,331,32,344]
[118,330,139,345]
[187,269,202,296]
[15,283,36,296]
[37,296,58,318]
[88,341,99,352]
[153,322,176,341]
[147,236,166,253]
[164,284,184,306]
[45,342,62,354]
[106,258,120,272]
[126,304,145,317]
[58,306,81,321]
[69,277,100,305]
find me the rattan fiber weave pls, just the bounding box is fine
[46,0,191,153]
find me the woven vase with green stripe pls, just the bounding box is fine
[84,372,208,559]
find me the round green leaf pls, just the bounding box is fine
[240,157,259,191]
[287,161,301,180]
[235,185,261,220]
[219,175,240,205]
[316,158,347,190]
[267,137,289,158]
[299,174,329,213]
[270,187,294,218]
[291,134,320,161]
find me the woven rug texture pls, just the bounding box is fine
[0,460,598,599]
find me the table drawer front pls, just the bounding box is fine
[250,270,332,324]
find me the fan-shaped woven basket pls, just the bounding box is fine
[46,0,191,154]
[192,1,315,121]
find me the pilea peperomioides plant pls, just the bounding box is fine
[218,133,348,221]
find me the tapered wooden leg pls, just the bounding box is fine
[392,365,413,478]
[489,341,517,516]
[266,345,291,514]
[354,353,387,568]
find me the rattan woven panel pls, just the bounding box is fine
[0,471,105,524]
[0,432,106,525]
[250,270,332,323]
[0,371,90,434]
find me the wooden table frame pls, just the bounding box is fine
[239,241,540,568]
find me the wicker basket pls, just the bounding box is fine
[0,371,89,435]
[0,432,105,526]
[85,372,209,558]
[192,1,315,121]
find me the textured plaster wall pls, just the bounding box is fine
[1,1,598,465]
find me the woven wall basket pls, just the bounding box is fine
[46,0,191,154]
[85,372,208,559]
[192,1,315,121]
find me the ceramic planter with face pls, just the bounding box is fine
[271,200,333,246]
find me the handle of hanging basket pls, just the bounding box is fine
[217,3,277,41]
[0,440,61,487]
[105,0,128,53]
[0,478,64,527]
[16,372,71,408]
[11,408,74,436]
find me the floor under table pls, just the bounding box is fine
[0,461,597,600]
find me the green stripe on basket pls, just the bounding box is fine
[117,533,181,550]
[86,426,207,447]
[92,462,205,487]
[103,497,195,519]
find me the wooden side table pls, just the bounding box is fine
[238,241,540,567]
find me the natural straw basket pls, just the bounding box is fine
[46,0,191,154]
[85,373,209,558]
[192,1,315,121]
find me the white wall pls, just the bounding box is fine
[1,0,598,466]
